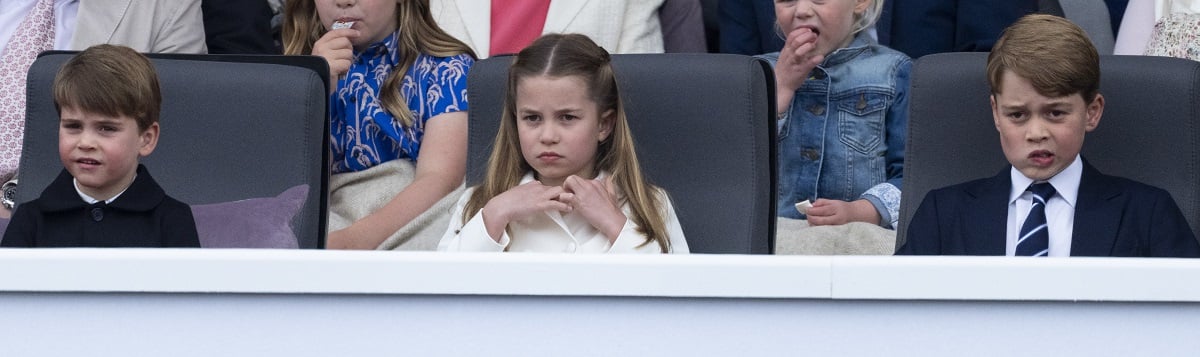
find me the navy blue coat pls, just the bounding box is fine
[2,165,200,248]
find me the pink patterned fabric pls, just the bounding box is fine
[1146,13,1200,61]
[0,0,55,182]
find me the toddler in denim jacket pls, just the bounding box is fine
[759,0,911,229]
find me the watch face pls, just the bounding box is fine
[2,182,15,208]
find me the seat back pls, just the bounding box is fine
[1057,0,1116,55]
[897,52,1200,249]
[466,53,776,254]
[16,52,330,248]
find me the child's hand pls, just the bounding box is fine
[776,27,825,98]
[311,28,360,92]
[482,181,572,241]
[805,198,881,226]
[561,175,626,241]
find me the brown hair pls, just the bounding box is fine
[987,14,1101,103]
[53,44,161,131]
[281,0,475,127]
[461,33,672,253]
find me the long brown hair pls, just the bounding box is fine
[461,33,671,252]
[281,0,476,127]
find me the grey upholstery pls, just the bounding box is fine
[17,52,329,248]
[1054,0,1117,54]
[466,54,776,254]
[897,52,1200,249]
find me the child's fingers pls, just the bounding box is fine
[321,28,361,41]
[811,198,835,207]
[805,206,833,217]
[541,199,572,213]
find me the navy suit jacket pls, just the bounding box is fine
[878,0,1038,59]
[718,0,784,55]
[898,161,1200,257]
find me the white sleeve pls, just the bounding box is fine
[1114,0,1158,55]
[437,188,509,252]
[659,191,689,253]
[616,0,665,53]
[600,189,689,254]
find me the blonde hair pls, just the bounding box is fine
[775,0,886,43]
[853,0,885,35]
[54,44,160,131]
[461,33,671,253]
[281,0,476,127]
[987,14,1101,103]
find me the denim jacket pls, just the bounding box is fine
[759,32,911,228]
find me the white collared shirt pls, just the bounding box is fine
[438,171,690,254]
[1006,155,1082,257]
[73,176,132,205]
[0,0,79,55]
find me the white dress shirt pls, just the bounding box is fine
[0,0,79,55]
[1006,155,1082,257]
[73,176,131,204]
[438,171,690,253]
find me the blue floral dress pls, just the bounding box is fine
[329,31,474,174]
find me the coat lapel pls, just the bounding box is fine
[963,169,1010,255]
[71,0,132,48]
[543,0,588,33]
[455,0,490,57]
[1070,161,1122,256]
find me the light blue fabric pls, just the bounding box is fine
[329,31,474,174]
[759,32,910,228]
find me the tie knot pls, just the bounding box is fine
[1028,182,1057,201]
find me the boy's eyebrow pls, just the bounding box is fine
[998,100,1075,110]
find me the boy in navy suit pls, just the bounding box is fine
[1,45,199,247]
[897,14,1200,257]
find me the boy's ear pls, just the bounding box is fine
[598,109,615,141]
[138,122,160,157]
[1085,94,1104,132]
[990,95,1002,131]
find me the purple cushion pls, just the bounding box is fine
[191,185,307,248]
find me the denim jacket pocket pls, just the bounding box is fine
[835,90,891,155]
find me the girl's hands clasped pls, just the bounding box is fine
[560,175,626,241]
[482,175,625,243]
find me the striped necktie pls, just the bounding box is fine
[1016,182,1057,257]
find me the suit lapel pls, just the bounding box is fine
[70,0,132,49]
[963,170,1011,255]
[1070,161,1122,256]
[455,0,491,57]
[543,0,588,33]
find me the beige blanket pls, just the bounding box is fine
[327,159,464,251]
[774,218,897,255]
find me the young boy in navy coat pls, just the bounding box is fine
[1,45,199,247]
[897,15,1200,257]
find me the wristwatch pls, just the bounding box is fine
[2,179,17,210]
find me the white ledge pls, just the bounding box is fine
[1,248,1198,302]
